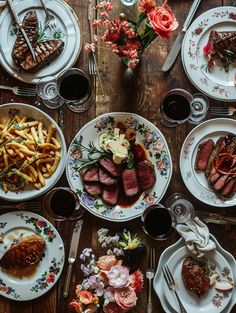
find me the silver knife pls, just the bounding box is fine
[63,219,83,298]
[162,0,202,72]
[7,0,36,62]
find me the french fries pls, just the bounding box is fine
[0,110,61,193]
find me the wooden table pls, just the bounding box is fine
[0,0,236,312]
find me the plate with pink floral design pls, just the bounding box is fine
[66,112,172,222]
[0,211,64,301]
[181,6,236,102]
[163,246,234,313]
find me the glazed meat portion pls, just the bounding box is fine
[182,256,211,297]
[0,235,45,269]
[99,158,122,177]
[137,160,156,190]
[121,168,139,197]
[102,185,119,206]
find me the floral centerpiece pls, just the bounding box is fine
[69,229,144,313]
[85,0,178,69]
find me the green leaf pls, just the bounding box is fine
[137,13,147,27]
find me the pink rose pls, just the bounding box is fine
[79,290,93,305]
[103,302,124,313]
[97,255,121,271]
[107,266,129,288]
[147,1,178,39]
[114,287,137,311]
[69,299,83,313]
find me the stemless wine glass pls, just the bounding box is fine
[158,88,192,127]
[36,76,64,109]
[43,187,85,221]
[164,193,194,225]
[57,68,92,113]
[141,204,175,240]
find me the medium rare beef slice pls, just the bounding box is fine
[121,168,139,197]
[84,182,101,197]
[20,40,64,72]
[99,158,122,177]
[182,256,210,297]
[137,160,156,190]
[102,185,119,206]
[195,139,214,171]
[12,10,38,64]
[99,168,117,185]
[80,166,99,182]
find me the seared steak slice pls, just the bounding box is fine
[121,168,139,197]
[99,168,117,185]
[213,174,229,191]
[195,139,214,171]
[220,177,236,197]
[102,185,119,206]
[205,136,226,177]
[137,160,156,190]
[0,235,45,269]
[84,182,101,197]
[182,256,210,297]
[12,10,38,65]
[99,158,122,177]
[19,39,64,72]
[81,166,99,182]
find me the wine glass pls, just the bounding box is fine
[36,76,64,109]
[164,193,194,225]
[188,93,209,124]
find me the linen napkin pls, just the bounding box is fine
[176,216,216,258]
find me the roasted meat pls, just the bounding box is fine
[121,168,139,197]
[84,182,102,197]
[102,184,119,206]
[99,168,117,185]
[182,256,211,297]
[0,235,45,269]
[81,166,99,182]
[99,158,122,177]
[137,160,156,190]
[195,139,214,171]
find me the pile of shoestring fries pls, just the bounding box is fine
[0,110,61,193]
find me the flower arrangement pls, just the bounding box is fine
[85,0,178,69]
[69,229,144,313]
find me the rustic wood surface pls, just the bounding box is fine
[0,0,236,312]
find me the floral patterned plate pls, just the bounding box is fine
[164,246,234,313]
[0,211,64,301]
[0,0,81,84]
[181,6,236,102]
[180,118,236,207]
[66,112,172,222]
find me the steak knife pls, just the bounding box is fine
[63,219,83,298]
[162,0,202,72]
[7,0,36,62]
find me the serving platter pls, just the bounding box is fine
[164,246,233,313]
[0,211,64,301]
[180,118,236,207]
[181,6,236,102]
[0,0,81,84]
[0,103,67,202]
[154,235,236,313]
[66,112,172,222]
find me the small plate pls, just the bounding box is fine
[66,112,172,222]
[164,246,233,313]
[181,6,236,102]
[0,0,81,84]
[0,211,64,301]
[180,118,236,207]
[153,235,236,313]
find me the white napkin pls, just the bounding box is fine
[176,217,216,258]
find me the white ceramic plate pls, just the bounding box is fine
[180,118,236,207]
[154,235,236,313]
[66,112,172,222]
[0,0,81,84]
[164,246,233,313]
[0,211,64,301]
[181,6,236,102]
[0,103,67,201]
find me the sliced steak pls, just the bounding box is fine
[19,39,64,72]
[213,174,229,191]
[80,166,99,182]
[205,136,226,177]
[182,256,210,297]
[84,182,101,197]
[121,168,139,197]
[12,10,38,65]
[208,167,221,184]
[99,168,117,185]
[137,160,156,190]
[220,177,236,197]
[99,158,122,177]
[195,139,214,171]
[102,185,119,206]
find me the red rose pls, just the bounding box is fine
[147,2,178,39]
[114,287,137,311]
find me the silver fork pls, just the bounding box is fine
[0,85,36,96]
[162,265,188,313]
[0,201,41,211]
[146,247,156,313]
[210,106,236,117]
[88,52,97,76]
[40,0,55,29]
[195,210,236,225]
